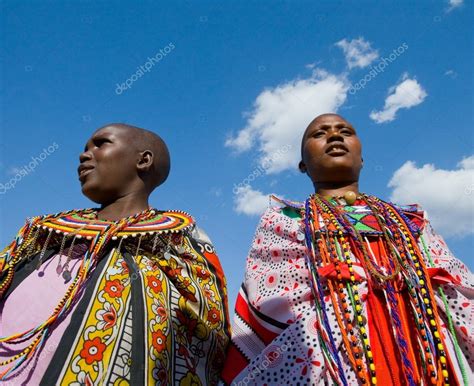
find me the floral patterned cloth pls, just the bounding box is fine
[1,222,230,386]
[222,199,474,385]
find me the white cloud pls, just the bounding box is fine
[388,155,474,238]
[336,37,379,69]
[234,185,271,216]
[447,0,463,11]
[370,73,427,123]
[225,69,349,173]
[444,69,457,79]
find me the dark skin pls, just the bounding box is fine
[78,124,170,221]
[299,113,363,197]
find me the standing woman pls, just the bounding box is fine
[222,114,473,385]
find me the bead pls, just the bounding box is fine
[344,191,357,205]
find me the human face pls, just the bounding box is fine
[300,114,362,184]
[78,126,140,204]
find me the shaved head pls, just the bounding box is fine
[94,123,170,192]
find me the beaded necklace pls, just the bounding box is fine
[0,207,194,380]
[303,194,453,385]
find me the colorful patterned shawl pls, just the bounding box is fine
[0,209,230,385]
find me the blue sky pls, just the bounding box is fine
[1,0,472,307]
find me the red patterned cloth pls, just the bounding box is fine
[222,200,474,385]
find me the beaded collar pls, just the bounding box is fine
[271,195,422,236]
[36,208,195,239]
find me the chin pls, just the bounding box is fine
[81,185,109,205]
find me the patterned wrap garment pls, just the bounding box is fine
[0,209,230,385]
[222,197,473,385]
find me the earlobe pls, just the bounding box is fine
[298,161,307,173]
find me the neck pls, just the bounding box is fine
[314,181,360,198]
[97,191,150,221]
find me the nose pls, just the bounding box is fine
[79,150,92,163]
[327,128,343,142]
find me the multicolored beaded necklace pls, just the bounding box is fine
[0,207,194,380]
[303,193,454,386]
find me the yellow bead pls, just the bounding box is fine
[360,327,366,334]
[357,316,363,323]
[417,270,422,276]
[427,308,433,315]
[442,370,449,378]
[369,363,375,371]
[419,280,425,286]
[363,338,369,345]
[434,331,440,338]
[356,305,362,311]
[344,191,357,205]
[438,344,444,351]
[424,298,429,304]
[421,288,427,294]
[440,357,447,364]
[354,295,360,301]
[430,320,436,326]
[368,351,373,358]
[371,377,377,384]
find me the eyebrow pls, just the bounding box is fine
[83,132,114,152]
[317,122,354,130]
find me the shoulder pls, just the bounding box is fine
[250,196,306,244]
[189,225,213,244]
[260,195,304,221]
[389,201,427,232]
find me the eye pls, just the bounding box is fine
[340,128,353,136]
[312,131,325,138]
[94,138,111,147]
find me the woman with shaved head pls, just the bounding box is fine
[223,114,473,385]
[0,123,230,385]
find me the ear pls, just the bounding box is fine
[137,150,154,171]
[298,160,307,173]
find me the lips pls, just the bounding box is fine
[78,164,95,181]
[325,143,349,155]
